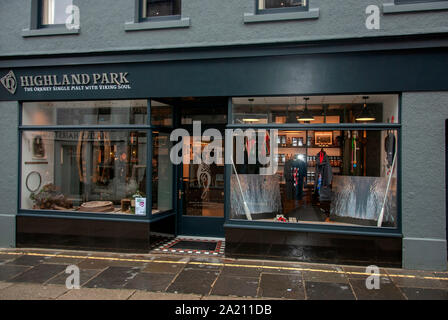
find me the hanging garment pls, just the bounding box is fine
[315,151,333,201]
[284,158,307,200]
[385,131,396,168]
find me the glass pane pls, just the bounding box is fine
[143,0,181,18]
[151,100,173,126]
[181,102,227,124]
[232,95,399,124]
[152,132,173,213]
[230,129,398,228]
[181,132,225,217]
[41,0,73,25]
[259,0,305,10]
[21,131,148,215]
[22,100,148,126]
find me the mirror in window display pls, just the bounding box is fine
[152,132,174,214]
[230,129,398,228]
[21,131,148,215]
[232,95,399,125]
[22,100,147,126]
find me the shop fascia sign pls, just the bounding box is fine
[0,70,132,94]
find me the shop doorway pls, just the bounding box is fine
[157,97,227,237]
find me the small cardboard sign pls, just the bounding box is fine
[135,198,146,215]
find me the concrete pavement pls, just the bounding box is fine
[0,248,447,300]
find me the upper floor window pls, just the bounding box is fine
[40,0,73,26]
[141,0,181,20]
[257,0,308,14]
[395,0,448,3]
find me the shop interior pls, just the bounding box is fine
[230,95,399,228]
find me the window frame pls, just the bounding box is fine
[18,99,176,223]
[256,0,309,15]
[136,0,182,23]
[31,0,73,29]
[224,94,402,238]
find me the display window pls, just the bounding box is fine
[23,100,148,126]
[152,131,174,214]
[19,99,173,217]
[230,94,399,229]
[21,130,148,215]
[232,95,398,125]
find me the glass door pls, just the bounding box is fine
[176,99,227,237]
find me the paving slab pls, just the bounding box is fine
[83,266,141,289]
[349,279,405,300]
[6,255,50,266]
[0,283,68,300]
[302,265,348,283]
[124,272,176,292]
[57,287,136,300]
[76,258,146,269]
[0,254,22,264]
[0,281,14,290]
[305,281,355,300]
[129,291,202,300]
[400,287,448,300]
[386,269,444,289]
[261,261,304,275]
[9,263,67,284]
[167,268,220,295]
[220,266,262,278]
[258,273,305,300]
[187,257,223,271]
[211,275,259,297]
[433,272,448,289]
[142,261,186,274]
[0,265,32,281]
[47,268,103,287]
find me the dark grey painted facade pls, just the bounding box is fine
[0,0,447,270]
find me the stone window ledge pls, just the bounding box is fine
[124,17,190,31]
[383,1,448,14]
[243,8,319,23]
[22,27,80,37]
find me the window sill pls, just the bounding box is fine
[383,1,448,14]
[243,8,319,23]
[22,27,80,38]
[124,17,190,31]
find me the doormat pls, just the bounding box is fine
[151,237,225,256]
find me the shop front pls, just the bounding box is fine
[1,43,447,268]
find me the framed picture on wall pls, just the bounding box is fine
[32,134,46,160]
[315,132,333,146]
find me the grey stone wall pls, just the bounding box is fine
[402,92,448,271]
[0,101,18,248]
[0,0,448,56]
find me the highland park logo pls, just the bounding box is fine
[0,71,17,94]
[0,70,132,95]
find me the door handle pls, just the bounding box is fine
[178,190,184,200]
